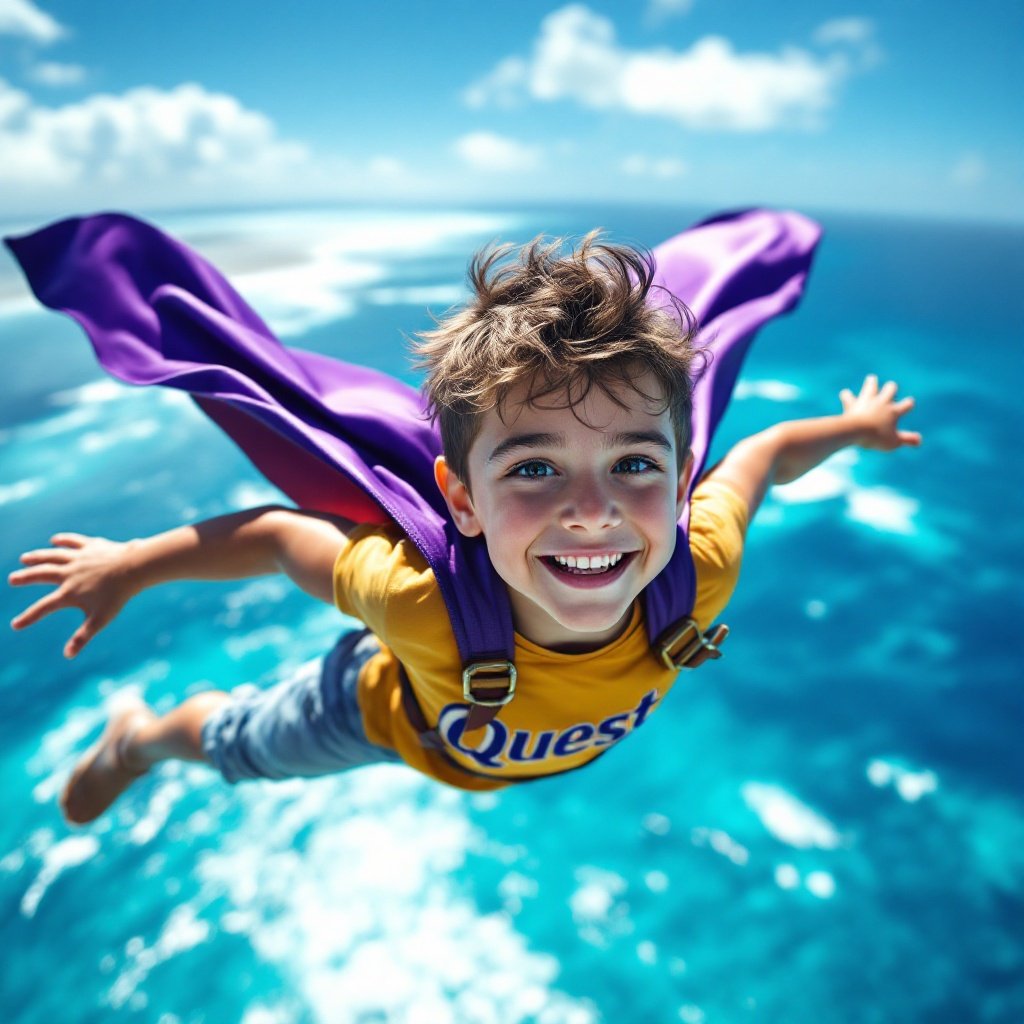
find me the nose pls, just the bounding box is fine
[559,473,623,532]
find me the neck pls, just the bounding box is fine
[512,602,636,653]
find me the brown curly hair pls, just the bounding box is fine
[412,229,701,487]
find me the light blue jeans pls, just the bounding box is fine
[200,629,402,783]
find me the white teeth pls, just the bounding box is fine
[552,552,625,570]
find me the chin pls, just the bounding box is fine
[553,602,631,635]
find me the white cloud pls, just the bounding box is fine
[813,17,883,72]
[530,6,623,109]
[454,131,542,172]
[28,60,86,86]
[645,0,693,23]
[0,75,417,213]
[813,17,874,46]
[621,154,687,178]
[951,152,987,187]
[0,78,309,193]
[0,0,64,43]
[0,76,28,120]
[463,56,530,110]
[464,4,863,132]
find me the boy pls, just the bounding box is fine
[8,229,920,824]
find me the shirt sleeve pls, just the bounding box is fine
[333,523,431,637]
[688,477,749,629]
[332,522,457,676]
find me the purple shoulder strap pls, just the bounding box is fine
[5,209,820,664]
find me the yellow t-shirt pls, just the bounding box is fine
[333,478,748,791]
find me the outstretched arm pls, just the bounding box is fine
[704,375,921,521]
[9,506,356,658]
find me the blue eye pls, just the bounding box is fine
[614,455,661,474]
[509,460,556,478]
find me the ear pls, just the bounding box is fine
[675,448,694,519]
[434,455,483,537]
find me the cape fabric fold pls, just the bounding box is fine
[5,208,821,663]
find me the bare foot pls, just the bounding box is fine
[60,704,157,825]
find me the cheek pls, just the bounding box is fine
[480,493,542,549]
[629,487,681,557]
[495,489,556,523]
[629,484,678,521]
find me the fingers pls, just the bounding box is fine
[851,375,888,401]
[898,430,923,447]
[65,618,101,659]
[850,377,916,412]
[18,547,73,567]
[10,590,66,631]
[51,533,90,548]
[8,566,64,587]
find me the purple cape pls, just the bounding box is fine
[5,209,821,666]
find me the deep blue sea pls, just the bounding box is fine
[1,204,1021,1024]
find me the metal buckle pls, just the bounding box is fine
[658,617,712,671]
[462,660,518,707]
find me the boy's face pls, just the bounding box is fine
[435,370,692,652]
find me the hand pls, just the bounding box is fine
[839,375,922,451]
[8,533,138,658]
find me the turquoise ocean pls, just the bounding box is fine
[0,204,1021,1023]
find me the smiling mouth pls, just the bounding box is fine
[541,551,637,581]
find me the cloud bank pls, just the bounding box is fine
[465,4,877,132]
[0,78,324,211]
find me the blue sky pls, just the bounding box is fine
[0,0,1021,223]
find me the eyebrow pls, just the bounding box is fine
[487,430,673,463]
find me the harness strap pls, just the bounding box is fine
[397,665,611,785]
[461,660,516,734]
[403,614,733,761]
[395,616,727,785]
[656,618,730,671]
[452,617,730,734]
